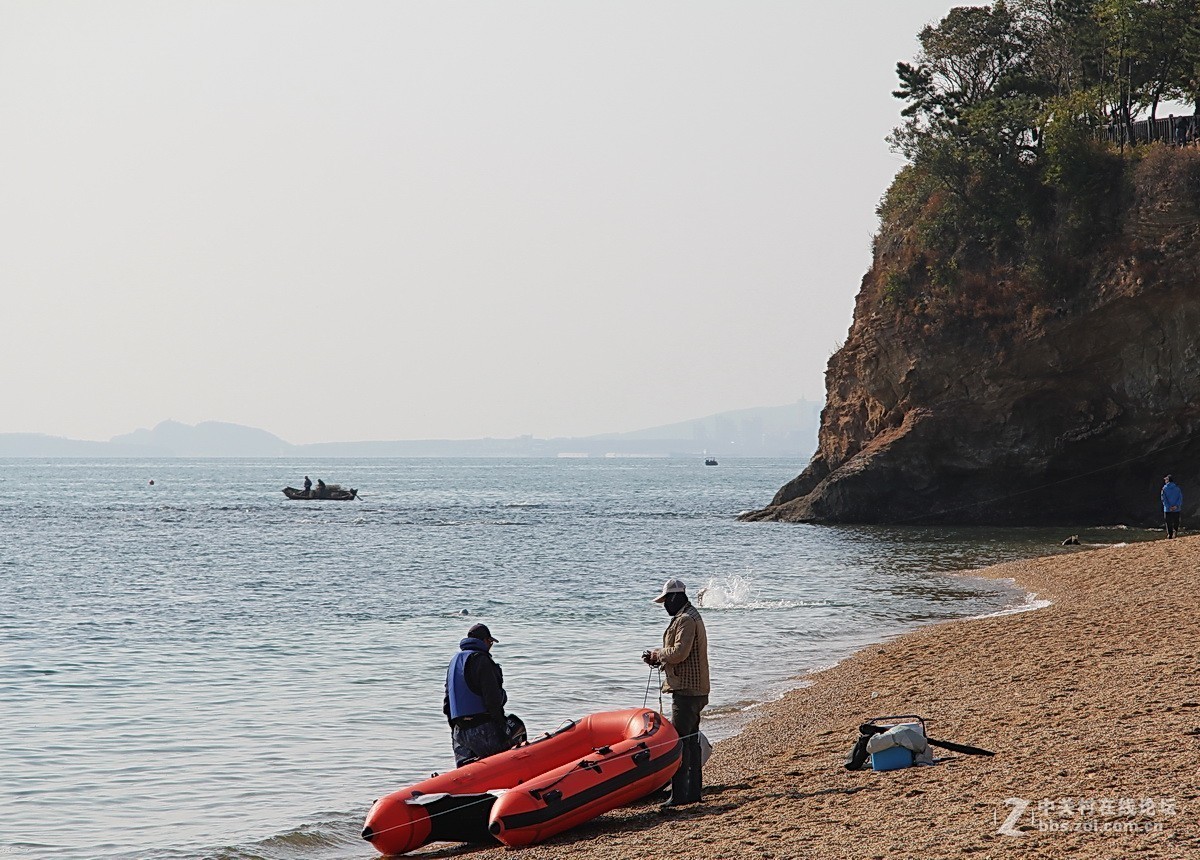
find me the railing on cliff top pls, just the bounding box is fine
[1099,115,1198,146]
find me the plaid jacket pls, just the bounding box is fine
[659,603,710,696]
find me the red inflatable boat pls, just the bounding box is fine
[361,708,680,855]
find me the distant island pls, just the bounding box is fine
[0,402,820,459]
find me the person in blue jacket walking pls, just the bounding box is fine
[443,623,510,765]
[1161,475,1183,538]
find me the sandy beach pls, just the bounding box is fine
[413,534,1200,859]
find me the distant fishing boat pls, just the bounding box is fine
[705,457,718,466]
[282,484,358,501]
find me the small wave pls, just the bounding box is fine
[973,591,1052,619]
[431,519,525,527]
[612,511,706,521]
[206,813,362,859]
[703,699,763,716]
[0,665,59,679]
[703,689,804,717]
[502,502,547,509]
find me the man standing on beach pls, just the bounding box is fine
[443,623,510,766]
[643,578,710,807]
[1162,475,1183,538]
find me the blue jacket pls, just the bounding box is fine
[445,638,506,722]
[1162,482,1183,512]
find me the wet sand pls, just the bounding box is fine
[415,535,1200,859]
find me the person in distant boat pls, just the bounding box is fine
[1162,475,1183,538]
[315,478,326,499]
[303,476,312,496]
[642,578,709,807]
[443,623,510,766]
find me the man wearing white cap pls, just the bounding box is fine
[642,578,710,807]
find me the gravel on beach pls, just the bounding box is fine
[414,535,1200,859]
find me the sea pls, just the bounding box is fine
[0,458,1143,860]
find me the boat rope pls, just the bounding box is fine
[364,722,704,840]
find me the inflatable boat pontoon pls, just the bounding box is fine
[362,707,680,854]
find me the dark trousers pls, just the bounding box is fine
[670,693,708,804]
[450,719,508,767]
[1166,511,1181,538]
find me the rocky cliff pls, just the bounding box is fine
[744,147,1200,526]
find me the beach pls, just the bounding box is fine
[418,534,1200,859]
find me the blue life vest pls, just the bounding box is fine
[446,638,492,720]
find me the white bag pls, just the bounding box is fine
[865,722,934,765]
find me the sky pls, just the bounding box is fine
[0,1,957,444]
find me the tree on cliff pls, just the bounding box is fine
[889,2,1046,266]
[881,0,1200,318]
[1132,0,1200,125]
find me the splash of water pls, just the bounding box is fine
[695,574,828,611]
[695,575,751,608]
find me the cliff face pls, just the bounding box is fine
[745,148,1200,526]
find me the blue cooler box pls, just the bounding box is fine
[870,745,915,772]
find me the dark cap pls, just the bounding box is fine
[467,623,498,643]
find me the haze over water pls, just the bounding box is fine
[1,458,1118,859]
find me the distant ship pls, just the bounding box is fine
[704,456,718,466]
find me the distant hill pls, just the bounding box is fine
[0,403,820,458]
[587,402,820,456]
[109,420,294,458]
[0,433,154,457]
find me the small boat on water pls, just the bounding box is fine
[282,484,358,501]
[361,708,680,855]
[705,457,718,466]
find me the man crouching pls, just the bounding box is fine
[444,623,509,766]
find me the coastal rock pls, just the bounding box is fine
[745,149,1200,526]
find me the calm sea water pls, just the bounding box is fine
[0,458,1139,859]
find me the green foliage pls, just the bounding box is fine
[882,270,914,304]
[881,0,1200,330]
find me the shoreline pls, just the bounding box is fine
[697,565,1034,744]
[417,535,1200,859]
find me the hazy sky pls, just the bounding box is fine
[2,1,955,444]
